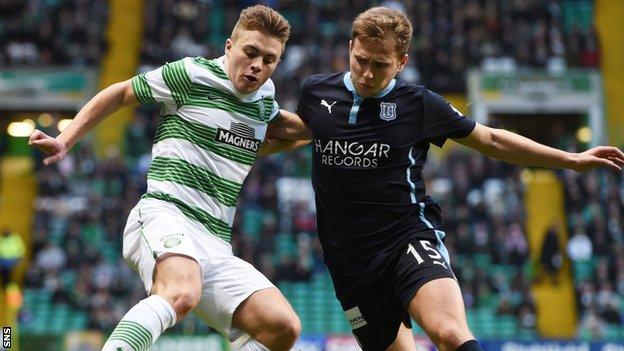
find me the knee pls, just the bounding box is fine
[272,313,301,346]
[161,290,201,319]
[176,291,201,316]
[287,315,302,342]
[151,256,202,319]
[432,324,471,350]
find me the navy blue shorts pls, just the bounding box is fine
[328,233,455,351]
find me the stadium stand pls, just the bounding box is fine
[0,0,108,66]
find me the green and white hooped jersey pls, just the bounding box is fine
[131,55,280,243]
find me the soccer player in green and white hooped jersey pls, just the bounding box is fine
[29,5,311,351]
[134,55,278,244]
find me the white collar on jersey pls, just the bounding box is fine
[342,71,396,99]
[214,55,275,102]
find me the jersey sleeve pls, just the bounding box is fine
[131,58,193,108]
[421,89,476,147]
[295,77,314,124]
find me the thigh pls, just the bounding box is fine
[329,270,408,351]
[407,277,473,349]
[193,255,276,338]
[394,236,455,308]
[385,322,416,351]
[151,254,202,297]
[122,200,202,294]
[231,287,297,334]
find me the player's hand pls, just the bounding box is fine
[28,129,68,166]
[571,146,624,172]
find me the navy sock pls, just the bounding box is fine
[456,339,483,351]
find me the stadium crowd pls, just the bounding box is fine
[563,167,624,336]
[0,0,108,66]
[7,0,621,340]
[137,0,600,97]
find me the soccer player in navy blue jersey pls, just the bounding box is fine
[262,7,624,351]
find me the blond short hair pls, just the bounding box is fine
[351,7,413,57]
[231,5,291,44]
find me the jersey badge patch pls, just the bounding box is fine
[257,100,266,120]
[161,234,183,248]
[379,102,397,121]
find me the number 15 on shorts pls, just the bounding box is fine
[407,240,448,269]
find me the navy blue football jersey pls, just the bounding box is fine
[296,72,476,280]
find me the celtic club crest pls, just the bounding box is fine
[379,102,397,121]
[258,100,266,121]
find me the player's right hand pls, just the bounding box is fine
[28,129,68,166]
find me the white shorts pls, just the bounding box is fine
[122,198,275,338]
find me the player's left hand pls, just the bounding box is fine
[571,146,624,172]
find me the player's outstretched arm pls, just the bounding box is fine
[454,123,624,172]
[29,79,139,166]
[258,109,312,156]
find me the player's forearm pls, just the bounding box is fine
[58,80,136,150]
[258,138,311,156]
[271,109,313,140]
[480,128,575,169]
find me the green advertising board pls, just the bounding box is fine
[0,68,97,111]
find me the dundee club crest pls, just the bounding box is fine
[379,102,397,121]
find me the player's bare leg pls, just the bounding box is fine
[102,254,198,350]
[232,287,301,351]
[385,321,417,351]
[151,254,203,319]
[407,277,477,351]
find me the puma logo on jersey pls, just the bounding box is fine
[321,99,337,114]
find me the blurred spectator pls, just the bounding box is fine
[504,222,529,266]
[0,228,25,289]
[34,242,66,272]
[538,225,564,283]
[578,306,606,339]
[568,229,593,262]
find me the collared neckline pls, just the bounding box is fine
[342,71,396,99]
